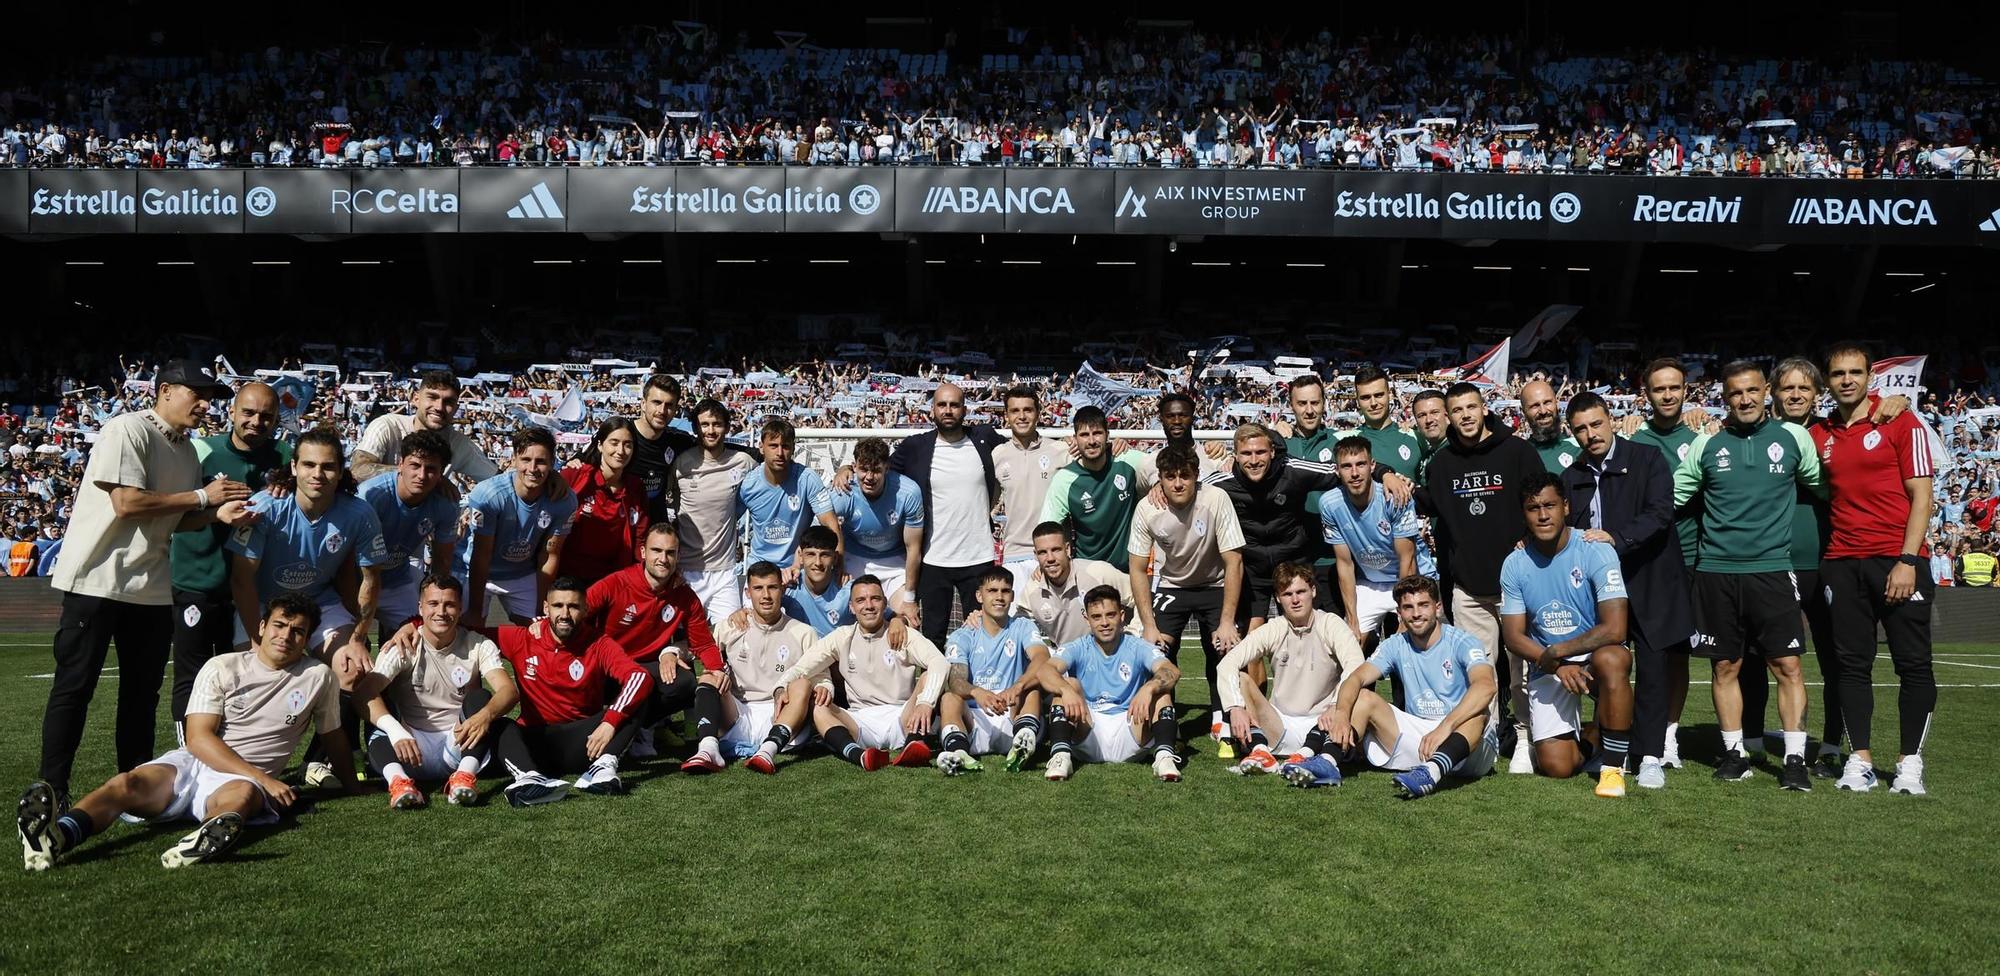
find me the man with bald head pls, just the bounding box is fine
[889,382,1006,644]
[169,381,292,731]
[1520,379,1581,473]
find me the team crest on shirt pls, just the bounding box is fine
[1766,442,1785,464]
[417,517,434,539]
[1193,518,1208,537]
[537,510,552,530]
[1822,438,1835,461]
[1441,659,1454,679]
[1676,443,1691,462]
[286,688,307,714]
[1377,518,1391,535]
[1569,567,1585,589]
[888,510,901,526]
[1117,662,1133,681]
[450,665,471,688]
[323,528,343,554]
[1863,430,1883,451]
[1558,453,1574,468]
[581,499,595,515]
[661,604,677,624]
[882,647,897,668]
[1318,448,1332,462]
[776,644,791,664]
[567,660,585,682]
[1399,445,1412,461]
[1113,474,1129,492]
[1039,455,1051,471]
[1002,638,1017,657]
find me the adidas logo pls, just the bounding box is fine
[507,181,565,220]
[1909,590,1926,603]
[1787,638,1802,649]
[1981,207,2000,232]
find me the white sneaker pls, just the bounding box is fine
[575,757,623,795]
[1153,751,1182,782]
[1636,758,1667,790]
[1890,755,1926,796]
[1508,746,1534,775]
[1044,751,1073,781]
[303,761,340,789]
[1836,754,1877,792]
[1661,736,1683,769]
[628,728,658,760]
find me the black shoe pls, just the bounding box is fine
[160,812,245,868]
[1810,753,1843,779]
[1712,750,1753,781]
[18,781,66,871]
[1779,755,1813,792]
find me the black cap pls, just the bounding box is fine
[154,359,231,399]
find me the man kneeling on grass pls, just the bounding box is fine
[352,574,518,809]
[773,575,951,771]
[1294,576,1498,797]
[19,592,362,871]
[1032,585,1185,783]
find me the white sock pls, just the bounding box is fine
[1721,729,1744,754]
[698,735,720,755]
[755,741,777,761]
[1212,711,1229,738]
[381,762,408,782]
[1641,755,1661,767]
[456,755,481,774]
[1666,722,1680,743]
[1783,730,1807,760]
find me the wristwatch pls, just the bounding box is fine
[1898,553,1925,569]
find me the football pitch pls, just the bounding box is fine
[0,633,1995,976]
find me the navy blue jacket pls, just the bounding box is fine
[888,425,1005,560]
[1559,436,1695,652]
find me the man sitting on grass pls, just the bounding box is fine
[1032,586,1185,783]
[1295,576,1497,797]
[18,592,361,871]
[685,561,823,775]
[772,575,951,771]
[352,574,518,809]
[939,568,1052,774]
[1215,562,1366,776]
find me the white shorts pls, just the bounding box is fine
[377,578,420,633]
[1354,579,1399,636]
[1272,709,1322,755]
[719,697,812,759]
[234,594,354,652]
[1362,705,1498,777]
[963,702,1021,755]
[850,703,910,751]
[843,554,906,602]
[139,748,278,825]
[371,725,488,779]
[684,568,741,626]
[1073,708,1145,764]
[486,577,540,622]
[1527,671,1586,743]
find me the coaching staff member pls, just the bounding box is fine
[41,360,255,803]
[1559,392,1694,790]
[889,382,1004,645]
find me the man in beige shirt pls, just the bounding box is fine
[349,371,501,500]
[42,360,255,804]
[1215,562,1366,776]
[774,575,952,771]
[1127,445,1245,751]
[992,385,1067,597]
[353,574,519,810]
[18,592,361,872]
[1013,520,1136,646]
[673,399,758,625]
[702,561,821,775]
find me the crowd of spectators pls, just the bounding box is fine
[6,329,2000,584]
[1,27,1993,176]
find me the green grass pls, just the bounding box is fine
[1,634,1997,975]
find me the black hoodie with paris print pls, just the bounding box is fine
[1415,415,1545,595]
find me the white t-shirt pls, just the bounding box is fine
[51,410,203,605]
[355,413,500,482]
[925,435,993,568]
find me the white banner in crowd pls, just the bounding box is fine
[1870,355,1927,395]
[1447,338,1511,389]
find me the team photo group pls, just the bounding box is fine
[16,343,1937,872]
